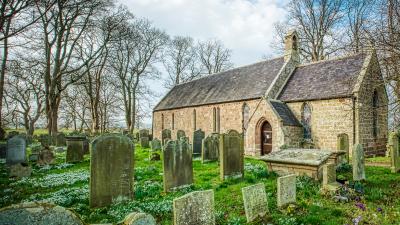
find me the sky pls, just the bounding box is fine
[118,0,289,126]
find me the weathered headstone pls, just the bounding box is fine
[337,133,349,162]
[0,202,84,225]
[162,129,171,145]
[150,138,162,151]
[193,129,205,157]
[9,163,32,178]
[120,212,156,225]
[352,144,366,181]
[55,133,66,146]
[277,174,296,207]
[202,133,219,163]
[90,134,134,208]
[242,183,268,223]
[65,136,86,163]
[6,135,26,165]
[82,138,89,155]
[388,132,400,173]
[37,149,55,165]
[219,130,244,180]
[139,129,149,139]
[163,138,193,191]
[140,137,150,148]
[173,190,215,225]
[177,130,186,140]
[0,143,6,158]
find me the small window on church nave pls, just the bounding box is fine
[301,102,312,140]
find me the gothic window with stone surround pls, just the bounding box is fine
[161,114,164,130]
[217,107,220,133]
[242,103,250,132]
[213,108,216,132]
[172,113,175,130]
[193,109,196,131]
[373,90,379,137]
[301,103,312,140]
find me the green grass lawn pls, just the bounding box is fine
[1,144,399,225]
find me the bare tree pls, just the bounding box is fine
[197,39,233,74]
[4,61,45,135]
[110,18,167,132]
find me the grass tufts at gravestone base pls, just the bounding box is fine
[1,145,400,224]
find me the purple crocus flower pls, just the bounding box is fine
[355,202,366,211]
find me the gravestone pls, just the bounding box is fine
[162,129,171,145]
[9,163,32,178]
[151,138,162,151]
[388,132,400,173]
[121,212,156,225]
[177,130,186,140]
[37,149,55,165]
[7,131,19,139]
[140,137,150,148]
[173,190,215,225]
[90,134,134,208]
[163,138,193,191]
[337,133,349,162]
[65,136,86,163]
[219,130,244,180]
[352,144,366,181]
[193,129,205,157]
[0,143,6,158]
[202,133,219,163]
[6,135,26,165]
[277,174,296,207]
[55,133,66,146]
[242,183,268,223]
[0,202,84,225]
[139,129,149,139]
[148,133,153,141]
[82,138,89,155]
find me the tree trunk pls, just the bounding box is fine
[0,22,10,128]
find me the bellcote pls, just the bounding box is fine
[284,30,300,64]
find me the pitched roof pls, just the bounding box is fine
[154,57,285,111]
[269,100,301,126]
[278,53,367,102]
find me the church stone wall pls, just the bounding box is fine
[287,98,355,153]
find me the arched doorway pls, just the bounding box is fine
[261,121,272,155]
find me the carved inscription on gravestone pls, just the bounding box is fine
[219,130,244,180]
[6,135,26,165]
[202,133,219,163]
[277,174,296,207]
[173,190,215,225]
[242,183,268,222]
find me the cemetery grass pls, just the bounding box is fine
[1,145,400,225]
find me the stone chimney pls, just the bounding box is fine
[284,30,300,63]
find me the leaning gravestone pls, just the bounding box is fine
[151,138,162,151]
[65,136,86,163]
[242,183,268,223]
[219,130,244,180]
[55,133,66,146]
[202,133,219,163]
[0,202,84,225]
[162,129,171,145]
[163,138,193,192]
[173,190,215,225]
[90,134,134,208]
[6,135,26,165]
[388,132,400,173]
[277,174,296,208]
[140,137,150,148]
[193,129,205,157]
[352,144,366,181]
[177,130,186,140]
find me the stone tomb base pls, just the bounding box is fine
[260,149,334,180]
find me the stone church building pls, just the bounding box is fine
[153,31,388,157]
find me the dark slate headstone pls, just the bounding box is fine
[56,133,66,146]
[193,129,205,157]
[65,136,86,163]
[220,130,244,180]
[90,134,134,208]
[151,138,162,151]
[6,135,26,165]
[163,138,193,192]
[0,202,84,225]
[177,130,186,140]
[162,129,171,145]
[202,133,219,163]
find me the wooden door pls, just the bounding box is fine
[261,121,272,155]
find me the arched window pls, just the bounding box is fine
[193,109,196,131]
[161,113,164,130]
[213,107,216,132]
[172,113,175,130]
[242,103,250,132]
[292,35,298,50]
[301,103,312,139]
[373,90,379,137]
[217,107,220,133]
